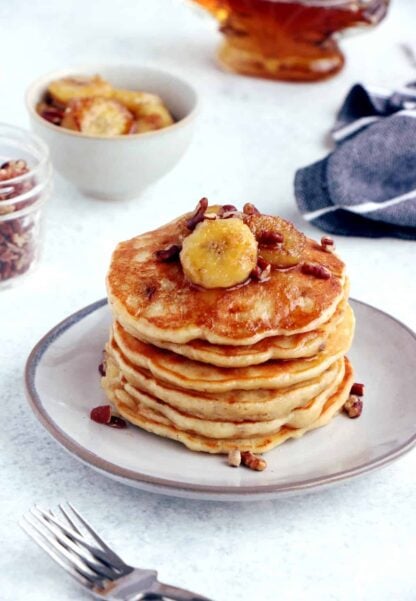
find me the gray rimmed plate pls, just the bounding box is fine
[25,299,416,501]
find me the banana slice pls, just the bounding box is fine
[180,218,258,289]
[61,97,134,136]
[48,75,113,106]
[112,88,161,112]
[244,214,306,267]
[135,103,174,133]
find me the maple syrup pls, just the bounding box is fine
[192,0,390,81]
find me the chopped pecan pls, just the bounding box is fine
[301,261,331,280]
[37,103,64,126]
[321,236,335,253]
[222,204,238,213]
[0,217,35,283]
[0,158,39,285]
[343,395,363,418]
[350,382,365,396]
[90,405,127,428]
[218,204,241,219]
[251,256,271,282]
[0,204,15,215]
[186,197,209,230]
[0,159,28,177]
[228,449,242,467]
[155,244,181,262]
[98,362,106,376]
[0,160,32,202]
[241,451,267,471]
[243,202,260,215]
[222,210,243,220]
[90,405,112,424]
[257,230,284,247]
[108,416,127,429]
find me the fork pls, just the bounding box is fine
[20,503,215,601]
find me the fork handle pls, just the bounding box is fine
[147,581,215,601]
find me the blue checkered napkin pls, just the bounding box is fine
[294,83,416,239]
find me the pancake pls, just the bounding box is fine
[104,350,344,422]
[104,357,354,454]
[129,294,348,367]
[107,212,346,345]
[110,304,354,392]
[103,355,346,438]
[101,202,357,462]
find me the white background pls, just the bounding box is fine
[0,1,415,600]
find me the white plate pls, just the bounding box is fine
[25,299,416,501]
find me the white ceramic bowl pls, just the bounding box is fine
[25,65,199,200]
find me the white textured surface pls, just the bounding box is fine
[0,1,415,600]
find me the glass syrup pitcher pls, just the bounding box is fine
[189,0,390,82]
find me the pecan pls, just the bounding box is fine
[217,204,241,219]
[321,236,335,253]
[0,246,19,261]
[90,405,112,424]
[155,244,181,262]
[350,382,365,396]
[257,257,269,271]
[11,233,26,247]
[343,395,363,418]
[251,256,271,282]
[0,159,28,178]
[186,197,209,230]
[0,218,35,283]
[257,231,284,246]
[108,416,127,429]
[301,261,331,280]
[228,449,241,467]
[90,405,127,428]
[12,219,24,234]
[0,204,15,215]
[243,202,260,215]
[98,362,106,376]
[241,451,267,471]
[0,222,13,239]
[222,204,238,213]
[38,104,64,126]
[0,158,38,285]
[42,109,64,125]
[222,210,243,220]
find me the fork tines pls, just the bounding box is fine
[20,503,130,590]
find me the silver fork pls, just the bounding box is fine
[20,503,215,601]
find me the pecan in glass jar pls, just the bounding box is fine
[0,124,52,289]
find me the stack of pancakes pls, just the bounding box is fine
[102,209,355,455]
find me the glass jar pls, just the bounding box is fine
[0,123,52,289]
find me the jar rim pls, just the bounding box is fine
[0,123,50,185]
[0,187,50,222]
[0,169,52,208]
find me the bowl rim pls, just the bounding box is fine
[25,63,200,142]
